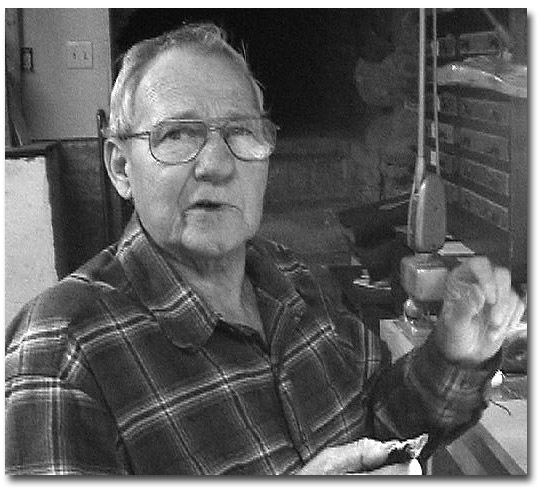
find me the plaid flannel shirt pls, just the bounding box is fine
[5,216,498,475]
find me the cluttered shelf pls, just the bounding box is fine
[335,194,525,287]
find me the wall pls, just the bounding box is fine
[21,8,112,139]
[5,151,60,324]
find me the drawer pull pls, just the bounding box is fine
[485,146,500,157]
[490,110,501,122]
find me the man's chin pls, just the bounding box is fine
[175,230,249,259]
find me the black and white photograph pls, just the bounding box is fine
[4,7,530,478]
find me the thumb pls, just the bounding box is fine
[296,438,391,475]
[442,269,486,325]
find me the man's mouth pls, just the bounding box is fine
[188,200,232,211]
[194,200,221,209]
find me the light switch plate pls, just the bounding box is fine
[66,41,93,69]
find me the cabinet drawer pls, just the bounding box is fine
[431,149,458,178]
[460,187,509,231]
[459,97,510,125]
[457,31,502,56]
[443,179,460,204]
[439,92,458,116]
[429,121,455,144]
[458,128,510,161]
[436,35,457,59]
[459,158,510,196]
[426,92,457,116]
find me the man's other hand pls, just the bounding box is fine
[296,438,394,475]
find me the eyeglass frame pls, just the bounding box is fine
[108,116,279,166]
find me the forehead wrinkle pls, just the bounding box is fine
[133,48,260,128]
[137,82,258,127]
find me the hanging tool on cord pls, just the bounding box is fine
[401,8,448,329]
[406,8,446,254]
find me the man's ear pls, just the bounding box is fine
[104,139,132,200]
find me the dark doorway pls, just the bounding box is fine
[109,9,404,134]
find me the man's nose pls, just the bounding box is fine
[193,130,236,182]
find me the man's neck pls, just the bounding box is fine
[155,241,264,337]
[162,243,248,310]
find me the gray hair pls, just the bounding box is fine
[107,22,265,137]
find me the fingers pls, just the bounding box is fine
[489,267,512,326]
[444,275,485,318]
[491,292,526,338]
[508,297,526,330]
[446,258,525,343]
[489,267,514,327]
[296,438,391,475]
[443,263,486,325]
[464,256,497,305]
[449,258,519,314]
[352,438,393,471]
[486,267,525,338]
[353,459,423,476]
[326,438,390,474]
[296,435,430,475]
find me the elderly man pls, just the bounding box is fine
[6,23,524,475]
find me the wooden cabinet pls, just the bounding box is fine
[427,88,526,283]
[426,9,527,283]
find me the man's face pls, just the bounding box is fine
[124,47,268,259]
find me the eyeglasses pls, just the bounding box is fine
[115,117,278,165]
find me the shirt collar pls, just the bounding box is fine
[116,215,217,350]
[115,215,306,350]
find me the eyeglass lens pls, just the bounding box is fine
[149,118,276,164]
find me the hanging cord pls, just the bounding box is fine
[432,8,441,175]
[407,8,426,247]
[414,8,426,191]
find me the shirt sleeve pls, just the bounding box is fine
[6,376,127,475]
[311,264,499,457]
[5,300,128,475]
[368,331,500,457]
